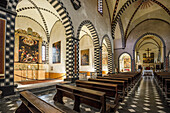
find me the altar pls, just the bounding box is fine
[14,28,46,82]
[142,70,154,76]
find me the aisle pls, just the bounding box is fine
[118,76,170,113]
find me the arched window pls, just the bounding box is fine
[98,0,103,15]
[119,53,131,72]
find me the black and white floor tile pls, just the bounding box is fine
[0,76,170,113]
[117,76,170,113]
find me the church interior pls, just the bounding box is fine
[0,0,170,113]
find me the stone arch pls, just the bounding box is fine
[5,0,76,84]
[101,34,113,73]
[168,51,170,71]
[77,20,101,75]
[111,0,170,39]
[133,33,166,71]
[118,52,132,72]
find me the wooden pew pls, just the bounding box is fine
[108,72,141,83]
[88,78,126,100]
[16,91,65,113]
[107,74,135,85]
[165,79,170,98]
[76,80,118,99]
[154,72,170,91]
[97,76,131,90]
[53,84,111,113]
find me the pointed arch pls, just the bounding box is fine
[77,20,101,75]
[101,34,113,73]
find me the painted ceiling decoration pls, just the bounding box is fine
[16,0,61,42]
[107,0,170,48]
[135,0,153,9]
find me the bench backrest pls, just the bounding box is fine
[17,91,65,113]
[76,80,118,98]
[55,84,106,112]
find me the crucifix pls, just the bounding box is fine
[145,48,151,57]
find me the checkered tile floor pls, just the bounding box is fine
[117,76,170,113]
[0,76,170,113]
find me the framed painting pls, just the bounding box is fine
[0,18,6,78]
[19,36,39,63]
[81,49,89,66]
[53,41,61,63]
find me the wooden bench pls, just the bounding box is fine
[76,80,118,99]
[88,78,126,100]
[97,76,131,90]
[0,90,2,98]
[165,79,170,98]
[16,91,65,113]
[53,84,110,113]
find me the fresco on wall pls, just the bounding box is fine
[81,49,89,66]
[124,57,131,68]
[0,19,5,77]
[102,54,108,66]
[19,36,39,63]
[53,41,61,63]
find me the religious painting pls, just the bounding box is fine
[124,57,131,68]
[143,53,154,63]
[19,36,39,63]
[102,54,108,66]
[53,41,61,63]
[0,18,6,77]
[81,49,89,66]
[143,53,146,58]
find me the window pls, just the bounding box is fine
[98,0,103,15]
[42,45,46,62]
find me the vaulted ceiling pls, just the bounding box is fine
[16,0,61,38]
[106,0,170,42]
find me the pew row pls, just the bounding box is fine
[88,78,126,100]
[154,72,170,98]
[53,84,113,113]
[16,91,66,113]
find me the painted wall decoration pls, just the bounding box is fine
[124,57,131,68]
[0,18,6,77]
[102,54,108,66]
[19,36,39,63]
[81,49,89,66]
[53,41,61,63]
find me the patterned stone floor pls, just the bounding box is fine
[117,76,170,113]
[0,76,170,113]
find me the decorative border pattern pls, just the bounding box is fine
[77,20,101,75]
[112,0,120,21]
[0,0,76,87]
[101,35,113,73]
[111,0,170,39]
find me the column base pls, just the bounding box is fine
[0,85,15,97]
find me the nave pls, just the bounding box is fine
[0,75,170,113]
